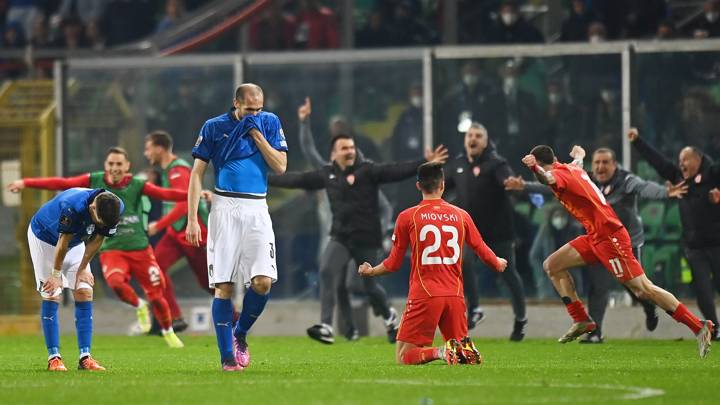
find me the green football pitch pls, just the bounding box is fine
[1,335,717,404]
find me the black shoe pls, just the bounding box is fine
[509,319,527,342]
[345,327,360,342]
[147,316,161,336]
[579,330,604,344]
[306,323,334,344]
[713,325,720,341]
[467,306,486,330]
[645,309,659,332]
[172,318,188,333]
[384,307,399,344]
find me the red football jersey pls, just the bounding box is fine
[548,162,624,241]
[382,198,501,300]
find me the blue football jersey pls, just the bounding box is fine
[192,110,288,196]
[30,188,125,248]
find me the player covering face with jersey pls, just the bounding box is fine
[358,162,508,365]
[523,145,713,358]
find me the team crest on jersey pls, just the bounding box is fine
[695,174,702,183]
[194,136,203,147]
[86,224,95,234]
[473,166,481,177]
[329,174,336,180]
[603,185,612,195]
[456,167,464,174]
[346,174,355,185]
[59,215,71,227]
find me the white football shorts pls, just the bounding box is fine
[206,195,278,288]
[28,226,91,298]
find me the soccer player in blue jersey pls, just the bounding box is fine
[29,188,124,371]
[187,83,287,372]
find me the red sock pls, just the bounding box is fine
[150,298,173,330]
[671,303,703,334]
[111,283,139,307]
[566,300,591,323]
[401,347,440,365]
[163,277,182,319]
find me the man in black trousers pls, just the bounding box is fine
[445,122,528,341]
[630,127,720,340]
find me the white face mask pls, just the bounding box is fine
[551,215,568,230]
[589,34,603,43]
[463,74,479,88]
[501,12,517,26]
[548,92,562,104]
[706,12,719,23]
[410,96,422,108]
[601,89,615,103]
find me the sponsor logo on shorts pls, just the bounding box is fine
[208,264,213,277]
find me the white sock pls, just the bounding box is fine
[136,298,147,309]
[161,327,175,335]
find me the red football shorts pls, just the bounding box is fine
[100,246,166,294]
[570,228,645,282]
[396,296,468,347]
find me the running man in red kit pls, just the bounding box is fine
[522,145,713,358]
[358,162,507,365]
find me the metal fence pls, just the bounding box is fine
[2,39,719,313]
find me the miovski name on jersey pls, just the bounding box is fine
[420,212,458,222]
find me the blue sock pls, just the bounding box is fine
[75,301,93,358]
[41,301,60,358]
[234,288,269,339]
[212,298,234,362]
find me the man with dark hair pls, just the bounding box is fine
[445,122,528,341]
[20,187,124,371]
[506,146,688,342]
[630,128,720,340]
[521,144,713,357]
[269,133,448,344]
[144,130,213,330]
[9,147,187,348]
[187,83,287,371]
[358,161,507,365]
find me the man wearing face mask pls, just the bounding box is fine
[269,134,448,344]
[391,83,424,213]
[444,122,529,341]
[486,0,544,44]
[687,0,720,38]
[439,61,493,154]
[631,128,720,340]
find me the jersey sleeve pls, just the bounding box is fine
[24,173,90,190]
[153,166,190,231]
[265,114,289,152]
[57,202,80,234]
[462,210,501,271]
[192,122,215,162]
[382,212,411,272]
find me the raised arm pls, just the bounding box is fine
[141,181,187,201]
[521,154,557,186]
[624,174,673,200]
[8,173,90,192]
[629,128,682,182]
[297,97,327,168]
[250,128,287,175]
[370,145,448,184]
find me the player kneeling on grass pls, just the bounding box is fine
[358,162,507,365]
[29,188,123,371]
[522,145,713,358]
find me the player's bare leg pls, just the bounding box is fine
[544,243,597,343]
[213,283,242,371]
[233,275,272,368]
[624,274,713,358]
[396,340,459,365]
